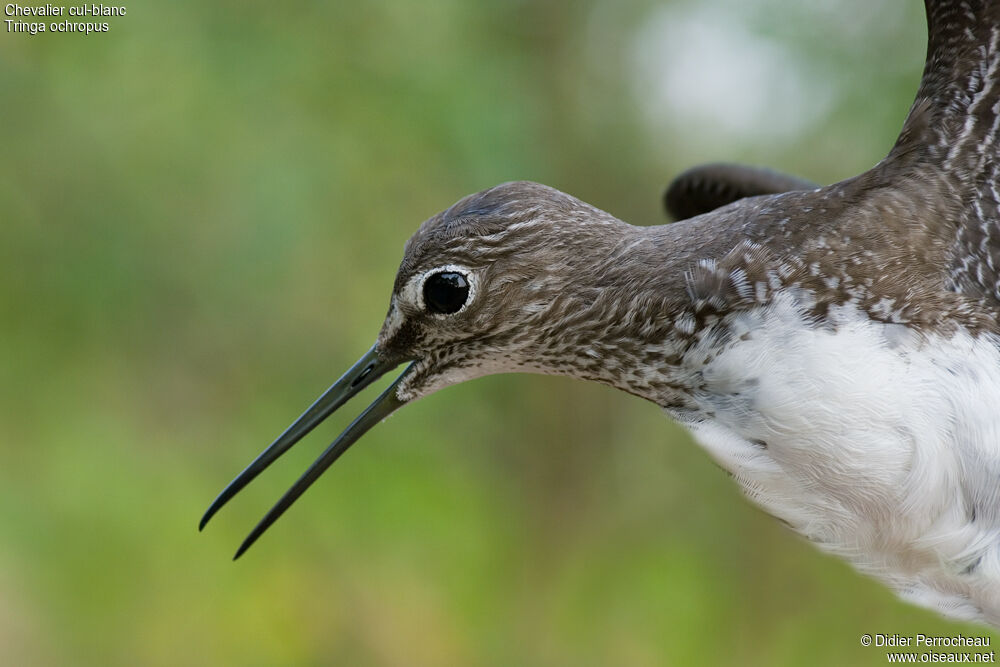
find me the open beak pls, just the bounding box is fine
[199,344,412,559]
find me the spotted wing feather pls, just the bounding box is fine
[884,0,1000,307]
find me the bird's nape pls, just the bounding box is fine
[199,345,413,558]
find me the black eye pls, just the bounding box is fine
[423,272,470,314]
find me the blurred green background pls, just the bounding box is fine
[2,0,993,665]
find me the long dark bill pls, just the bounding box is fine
[232,368,411,559]
[199,344,405,533]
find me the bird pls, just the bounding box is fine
[202,0,1000,627]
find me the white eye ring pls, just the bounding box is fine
[401,264,478,316]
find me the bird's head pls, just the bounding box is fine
[378,180,627,400]
[202,181,633,556]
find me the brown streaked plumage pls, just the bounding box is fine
[203,0,1000,625]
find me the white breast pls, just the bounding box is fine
[676,294,1000,625]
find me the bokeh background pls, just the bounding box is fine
[2,0,993,665]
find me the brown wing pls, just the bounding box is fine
[881,0,1000,307]
[663,163,816,222]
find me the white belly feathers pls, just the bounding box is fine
[675,295,1000,624]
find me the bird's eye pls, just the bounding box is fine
[423,272,470,314]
